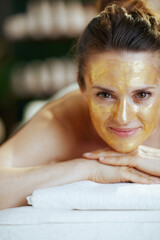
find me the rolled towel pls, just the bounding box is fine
[27,181,160,210]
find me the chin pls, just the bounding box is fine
[112,146,137,153]
[101,129,149,153]
[106,142,140,153]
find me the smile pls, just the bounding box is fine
[109,127,141,138]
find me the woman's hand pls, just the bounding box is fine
[83,145,160,183]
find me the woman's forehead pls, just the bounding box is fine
[89,50,160,64]
[88,51,160,88]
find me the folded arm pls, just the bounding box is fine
[2,156,160,210]
[83,145,160,178]
[0,159,93,210]
[1,154,160,210]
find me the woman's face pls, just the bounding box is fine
[83,51,160,153]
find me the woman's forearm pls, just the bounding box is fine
[2,145,159,210]
[0,159,89,210]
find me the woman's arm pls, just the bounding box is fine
[83,145,160,177]
[0,159,90,210]
[1,155,160,210]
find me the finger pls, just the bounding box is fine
[83,148,110,158]
[99,156,135,168]
[83,150,106,159]
[83,153,99,160]
[122,167,160,184]
[83,150,124,159]
[138,146,160,158]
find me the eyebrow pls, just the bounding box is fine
[91,85,157,93]
[132,87,156,93]
[91,86,117,93]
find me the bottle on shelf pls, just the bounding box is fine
[4,0,97,40]
[11,58,77,97]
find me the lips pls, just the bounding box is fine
[109,127,140,138]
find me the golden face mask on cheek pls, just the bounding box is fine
[88,54,160,153]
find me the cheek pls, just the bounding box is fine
[138,99,160,131]
[89,99,112,124]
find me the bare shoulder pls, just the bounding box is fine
[47,89,88,116]
[46,89,89,128]
[0,90,90,167]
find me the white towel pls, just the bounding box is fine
[27,181,160,210]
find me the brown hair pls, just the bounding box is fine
[97,0,148,12]
[77,0,160,89]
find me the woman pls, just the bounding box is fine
[0,0,160,210]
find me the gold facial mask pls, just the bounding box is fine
[87,53,160,153]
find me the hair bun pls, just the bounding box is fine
[97,0,147,12]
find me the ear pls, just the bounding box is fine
[77,72,88,102]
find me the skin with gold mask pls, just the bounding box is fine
[84,52,160,153]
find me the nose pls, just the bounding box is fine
[113,98,135,125]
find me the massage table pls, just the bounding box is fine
[1,206,160,240]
